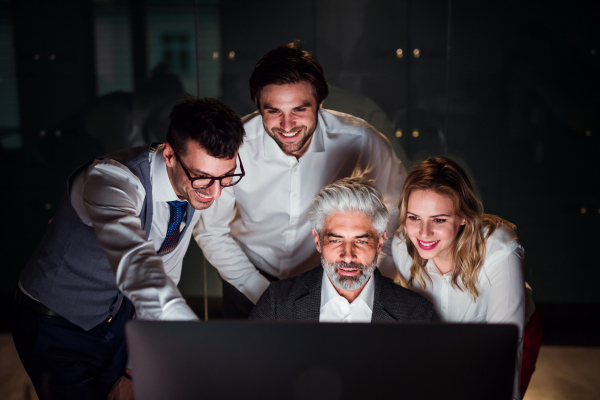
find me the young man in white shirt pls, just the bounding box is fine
[12,97,245,400]
[249,178,437,322]
[195,42,407,317]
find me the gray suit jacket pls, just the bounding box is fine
[249,266,439,322]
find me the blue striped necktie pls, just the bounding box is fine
[157,201,187,255]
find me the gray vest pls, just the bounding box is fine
[20,143,195,331]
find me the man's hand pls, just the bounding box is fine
[107,368,134,400]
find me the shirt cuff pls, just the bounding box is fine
[241,273,271,304]
[158,298,200,321]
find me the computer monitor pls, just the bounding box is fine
[126,321,517,400]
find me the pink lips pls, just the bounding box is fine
[417,240,439,251]
[338,268,360,276]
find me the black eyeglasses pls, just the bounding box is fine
[172,149,245,189]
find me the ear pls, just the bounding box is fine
[318,102,323,110]
[312,229,322,253]
[460,218,466,226]
[163,142,176,168]
[376,231,386,254]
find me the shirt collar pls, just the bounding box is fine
[152,144,185,203]
[320,268,375,310]
[425,259,450,277]
[262,110,326,158]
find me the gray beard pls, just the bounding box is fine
[322,256,377,291]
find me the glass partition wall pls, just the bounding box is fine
[2,0,599,321]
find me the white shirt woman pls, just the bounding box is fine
[392,226,525,328]
[390,157,530,400]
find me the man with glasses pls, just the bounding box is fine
[12,97,245,400]
[196,42,407,318]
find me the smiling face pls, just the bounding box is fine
[259,81,321,158]
[312,211,385,291]
[405,189,466,274]
[163,141,237,210]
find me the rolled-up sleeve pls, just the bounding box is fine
[193,186,270,304]
[82,160,198,321]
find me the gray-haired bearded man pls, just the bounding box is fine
[249,178,438,322]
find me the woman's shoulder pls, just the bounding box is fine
[485,225,519,248]
[483,225,523,267]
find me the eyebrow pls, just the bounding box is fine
[262,101,313,111]
[191,165,237,177]
[324,233,373,239]
[407,211,451,218]
[294,101,312,109]
[325,233,343,238]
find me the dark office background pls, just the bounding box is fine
[1,0,598,340]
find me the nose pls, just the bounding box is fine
[206,181,222,199]
[340,241,355,264]
[281,113,295,132]
[420,221,432,238]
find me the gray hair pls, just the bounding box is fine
[308,177,390,236]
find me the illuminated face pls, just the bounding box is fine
[259,81,320,158]
[163,141,238,210]
[312,211,385,290]
[405,190,466,273]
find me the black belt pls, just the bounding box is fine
[16,288,116,324]
[15,287,65,319]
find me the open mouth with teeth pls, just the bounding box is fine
[337,266,362,276]
[281,130,300,137]
[194,190,213,203]
[275,128,303,139]
[417,240,440,250]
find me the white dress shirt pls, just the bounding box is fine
[67,144,199,321]
[194,109,406,303]
[391,226,526,400]
[319,273,374,323]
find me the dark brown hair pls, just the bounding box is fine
[166,96,244,159]
[249,41,329,108]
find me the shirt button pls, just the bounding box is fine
[292,167,297,172]
[342,319,348,323]
[292,194,297,198]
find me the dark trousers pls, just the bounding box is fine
[11,294,134,400]
[222,269,279,319]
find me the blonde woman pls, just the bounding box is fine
[391,157,542,400]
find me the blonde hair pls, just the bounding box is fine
[395,157,516,300]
